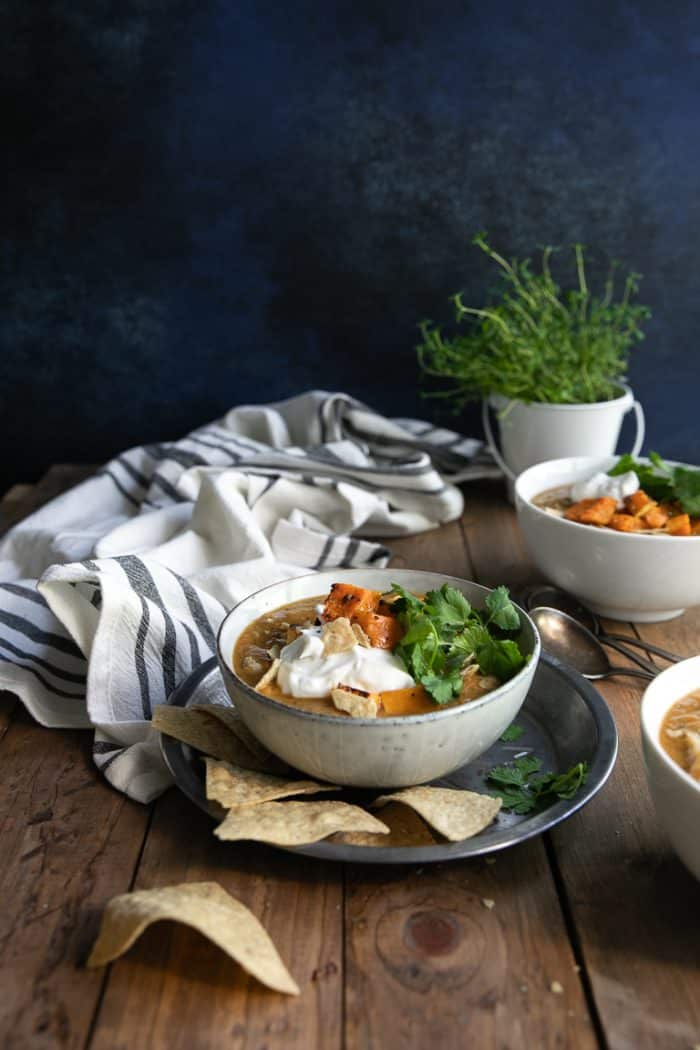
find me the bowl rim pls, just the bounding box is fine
[641,656,700,794]
[215,568,541,728]
[515,454,700,543]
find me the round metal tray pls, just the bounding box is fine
[160,653,617,864]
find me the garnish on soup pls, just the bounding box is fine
[534,451,700,536]
[660,690,700,781]
[233,582,527,718]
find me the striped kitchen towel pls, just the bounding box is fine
[0,390,498,802]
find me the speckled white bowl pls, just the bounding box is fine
[641,657,700,882]
[515,455,700,622]
[216,568,540,788]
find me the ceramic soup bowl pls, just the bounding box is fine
[216,568,540,788]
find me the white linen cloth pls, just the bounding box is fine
[0,391,498,802]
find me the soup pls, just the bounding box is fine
[660,690,700,781]
[232,581,523,719]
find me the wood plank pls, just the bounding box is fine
[345,495,597,1049]
[550,663,700,1050]
[476,488,700,1049]
[88,789,343,1050]
[0,710,149,1050]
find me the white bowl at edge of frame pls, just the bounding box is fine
[216,568,540,788]
[515,455,700,623]
[641,657,700,882]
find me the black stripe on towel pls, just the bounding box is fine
[0,609,84,659]
[0,639,86,684]
[118,556,178,701]
[0,655,85,700]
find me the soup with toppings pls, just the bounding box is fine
[233,581,525,719]
[659,690,700,781]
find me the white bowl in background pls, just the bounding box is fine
[515,455,700,622]
[641,657,700,881]
[216,568,540,788]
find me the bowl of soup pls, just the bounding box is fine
[216,568,540,787]
[515,456,700,622]
[641,656,700,881]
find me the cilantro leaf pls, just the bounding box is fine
[420,670,463,704]
[500,723,525,743]
[424,584,472,627]
[486,756,588,812]
[475,637,525,680]
[485,586,521,631]
[389,583,425,615]
[672,466,700,515]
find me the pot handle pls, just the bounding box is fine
[628,398,645,458]
[481,400,517,482]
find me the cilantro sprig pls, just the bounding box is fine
[487,755,589,814]
[609,451,700,516]
[390,582,526,705]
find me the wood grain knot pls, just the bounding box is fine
[403,910,461,957]
[375,902,486,993]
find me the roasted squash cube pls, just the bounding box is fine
[609,513,646,532]
[625,490,655,516]
[353,610,403,649]
[564,497,617,526]
[666,514,691,536]
[643,505,669,529]
[322,583,381,622]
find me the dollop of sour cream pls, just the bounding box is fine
[276,626,414,698]
[570,469,639,507]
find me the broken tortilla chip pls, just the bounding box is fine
[255,657,280,691]
[331,686,379,719]
[152,705,266,769]
[205,758,338,809]
[214,800,389,846]
[332,801,437,847]
[86,881,299,995]
[192,703,289,774]
[321,617,357,655]
[372,786,501,842]
[351,623,372,647]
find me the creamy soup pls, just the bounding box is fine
[660,690,700,781]
[233,593,501,719]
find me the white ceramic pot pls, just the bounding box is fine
[641,657,700,881]
[482,383,645,484]
[217,568,540,788]
[515,455,700,622]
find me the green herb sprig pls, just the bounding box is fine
[417,234,651,409]
[487,756,589,814]
[390,582,526,705]
[609,451,700,516]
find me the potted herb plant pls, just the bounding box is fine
[417,235,650,484]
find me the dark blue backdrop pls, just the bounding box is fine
[3,1,699,492]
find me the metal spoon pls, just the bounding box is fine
[521,584,681,664]
[530,607,656,681]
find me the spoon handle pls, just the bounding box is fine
[598,639,658,675]
[604,666,656,681]
[599,632,681,664]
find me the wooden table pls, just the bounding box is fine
[1,467,698,1050]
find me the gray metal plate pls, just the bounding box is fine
[160,654,617,865]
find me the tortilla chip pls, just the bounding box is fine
[332,801,437,847]
[205,758,338,809]
[321,617,357,655]
[214,800,389,846]
[86,881,299,995]
[152,705,266,768]
[191,704,290,775]
[372,786,501,842]
[351,623,372,647]
[255,657,280,691]
[331,686,379,719]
